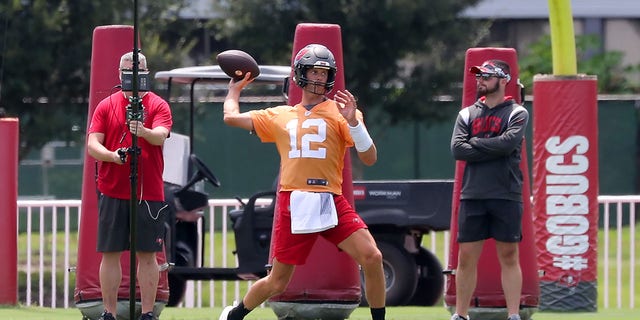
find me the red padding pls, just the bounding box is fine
[75,25,169,305]
[269,22,360,304]
[445,47,539,309]
[0,118,19,305]
[532,75,598,311]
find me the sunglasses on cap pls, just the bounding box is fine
[476,72,506,81]
[475,73,499,81]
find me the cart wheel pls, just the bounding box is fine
[167,274,187,306]
[409,247,444,306]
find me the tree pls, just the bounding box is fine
[208,0,486,128]
[0,0,196,159]
[519,34,640,93]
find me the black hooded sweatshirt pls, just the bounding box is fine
[450,97,529,201]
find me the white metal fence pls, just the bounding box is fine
[15,196,639,310]
[599,196,637,309]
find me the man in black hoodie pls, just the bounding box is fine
[449,60,529,320]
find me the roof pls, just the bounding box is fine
[179,0,640,20]
[461,0,640,19]
[154,65,291,85]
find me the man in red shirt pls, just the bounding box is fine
[87,51,172,320]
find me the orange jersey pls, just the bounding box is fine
[250,99,358,194]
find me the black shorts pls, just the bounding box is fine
[97,194,169,252]
[457,199,523,243]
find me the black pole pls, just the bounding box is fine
[129,0,141,319]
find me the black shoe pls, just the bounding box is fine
[99,311,116,320]
[139,311,156,320]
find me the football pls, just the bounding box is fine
[216,50,260,81]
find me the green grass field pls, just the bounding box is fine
[15,222,639,315]
[0,305,638,320]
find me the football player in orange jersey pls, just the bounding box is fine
[218,44,386,320]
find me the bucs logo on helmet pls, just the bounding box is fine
[294,47,312,64]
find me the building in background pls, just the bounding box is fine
[461,0,640,81]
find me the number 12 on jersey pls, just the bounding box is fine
[286,119,327,159]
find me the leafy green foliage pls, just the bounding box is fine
[519,34,640,93]
[0,0,195,159]
[3,0,639,162]
[208,0,486,128]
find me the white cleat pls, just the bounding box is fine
[218,305,234,320]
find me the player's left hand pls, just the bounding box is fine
[335,89,358,126]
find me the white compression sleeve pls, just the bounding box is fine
[348,120,374,152]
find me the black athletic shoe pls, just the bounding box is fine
[99,311,116,320]
[139,311,156,320]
